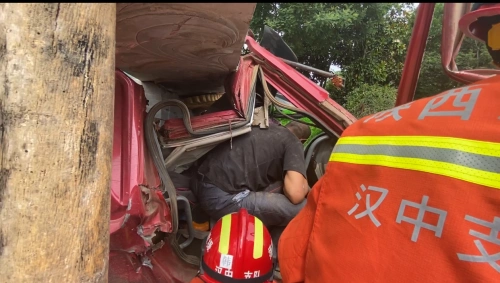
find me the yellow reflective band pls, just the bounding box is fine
[330,153,500,189]
[219,214,231,254]
[336,136,500,157]
[488,23,500,50]
[330,136,500,190]
[253,218,264,259]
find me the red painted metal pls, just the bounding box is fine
[246,36,355,134]
[161,110,244,140]
[459,4,500,42]
[246,37,329,102]
[110,70,197,282]
[442,3,500,85]
[160,57,257,141]
[109,4,500,281]
[109,33,359,282]
[229,57,258,117]
[111,70,153,234]
[395,3,435,106]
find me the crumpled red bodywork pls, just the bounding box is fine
[245,36,356,131]
[109,40,354,281]
[109,71,197,282]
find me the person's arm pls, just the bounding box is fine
[282,134,309,204]
[305,182,312,197]
[284,170,308,204]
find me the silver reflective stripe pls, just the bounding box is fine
[334,144,500,173]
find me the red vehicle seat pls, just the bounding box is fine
[161,110,244,140]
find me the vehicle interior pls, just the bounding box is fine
[134,29,341,259]
[111,4,352,281]
[109,3,500,282]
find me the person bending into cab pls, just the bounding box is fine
[193,121,311,228]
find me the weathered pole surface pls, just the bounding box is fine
[0,3,115,282]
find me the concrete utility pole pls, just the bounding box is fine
[0,3,116,282]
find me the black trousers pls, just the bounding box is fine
[194,179,306,227]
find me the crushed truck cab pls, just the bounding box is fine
[110,3,354,282]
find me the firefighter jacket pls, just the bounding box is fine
[278,75,500,282]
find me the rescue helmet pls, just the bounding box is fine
[198,208,275,283]
[459,3,500,66]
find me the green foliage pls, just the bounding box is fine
[345,84,397,118]
[272,109,322,147]
[251,3,496,126]
[250,3,414,100]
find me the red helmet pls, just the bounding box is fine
[197,208,275,283]
[459,3,500,65]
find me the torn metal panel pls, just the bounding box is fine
[139,185,173,237]
[246,36,356,134]
[110,70,173,257]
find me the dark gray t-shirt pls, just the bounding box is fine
[198,124,306,193]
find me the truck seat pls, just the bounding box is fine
[161,110,244,140]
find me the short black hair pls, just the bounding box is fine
[285,121,311,141]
